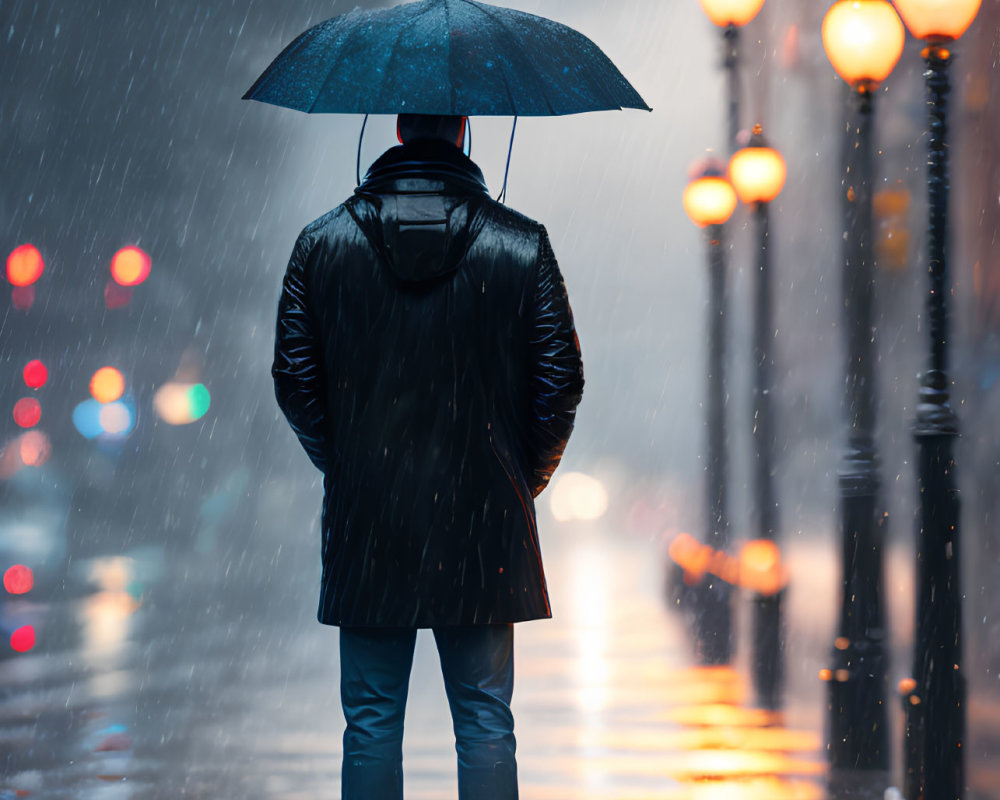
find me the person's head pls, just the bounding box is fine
[396,114,467,149]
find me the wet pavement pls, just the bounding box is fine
[0,495,995,799]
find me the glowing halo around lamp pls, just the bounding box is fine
[110,246,151,287]
[698,0,765,27]
[683,161,738,228]
[728,128,787,205]
[6,244,44,287]
[90,367,125,404]
[893,0,981,41]
[821,0,905,89]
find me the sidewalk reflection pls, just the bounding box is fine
[658,672,823,793]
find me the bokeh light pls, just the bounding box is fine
[13,397,42,428]
[4,564,34,594]
[698,0,765,27]
[821,0,905,89]
[189,384,211,419]
[0,439,22,480]
[90,367,125,403]
[6,244,44,286]
[10,625,35,653]
[11,285,35,310]
[739,539,789,596]
[153,382,212,425]
[104,280,133,309]
[73,397,135,440]
[549,471,609,522]
[73,399,105,439]
[683,175,738,228]
[19,430,51,466]
[110,246,151,287]
[99,401,134,436]
[23,359,48,388]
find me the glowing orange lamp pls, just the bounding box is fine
[893,0,981,41]
[698,0,765,27]
[682,156,738,664]
[728,125,786,206]
[821,0,905,91]
[683,161,738,228]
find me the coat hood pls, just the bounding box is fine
[350,140,491,285]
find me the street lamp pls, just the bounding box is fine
[698,0,765,151]
[892,3,981,798]
[729,125,786,708]
[820,0,904,780]
[683,159,738,665]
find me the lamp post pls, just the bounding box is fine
[683,160,738,665]
[820,0,904,780]
[729,125,787,708]
[892,3,981,797]
[687,0,763,666]
[697,0,765,151]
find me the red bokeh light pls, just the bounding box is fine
[11,285,35,310]
[4,564,34,594]
[23,359,48,388]
[13,397,41,428]
[6,244,44,287]
[10,625,35,653]
[104,280,133,309]
[110,246,151,287]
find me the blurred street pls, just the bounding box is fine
[3,473,1000,799]
[0,505,827,800]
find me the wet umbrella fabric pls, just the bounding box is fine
[242,0,650,116]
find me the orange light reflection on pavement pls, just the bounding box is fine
[652,666,825,797]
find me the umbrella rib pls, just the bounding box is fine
[306,11,370,114]
[376,8,438,114]
[444,0,455,114]
[457,0,648,114]
[460,0,557,115]
[243,21,327,104]
[307,4,429,114]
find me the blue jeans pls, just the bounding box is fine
[339,624,518,800]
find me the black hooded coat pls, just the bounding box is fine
[272,139,584,627]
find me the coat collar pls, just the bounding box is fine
[357,140,489,197]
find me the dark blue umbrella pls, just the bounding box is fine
[242,0,649,116]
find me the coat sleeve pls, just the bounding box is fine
[525,227,584,498]
[272,230,331,473]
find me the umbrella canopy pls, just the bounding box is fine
[242,0,650,116]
